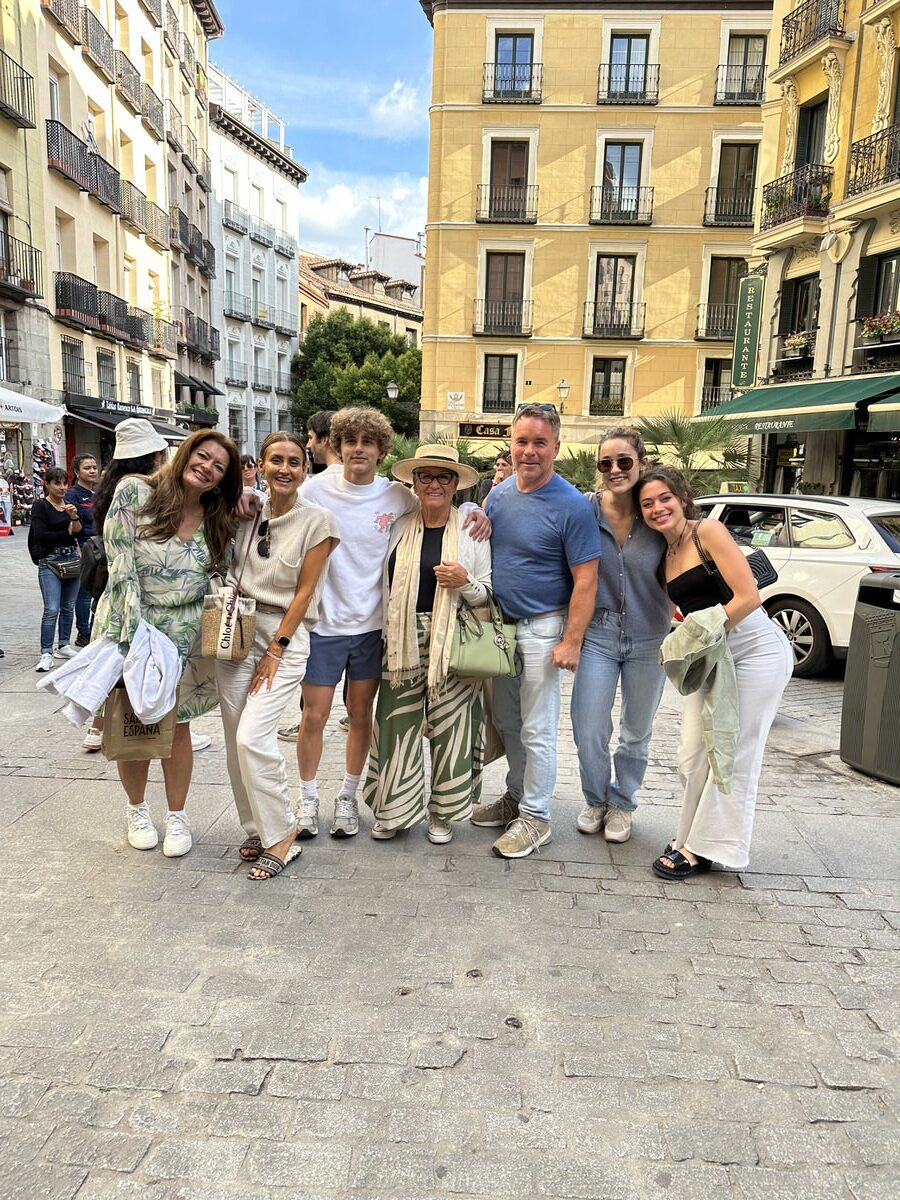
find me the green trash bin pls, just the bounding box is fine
[840,571,900,785]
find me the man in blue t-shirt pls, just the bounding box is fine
[473,403,601,858]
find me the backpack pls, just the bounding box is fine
[79,534,108,600]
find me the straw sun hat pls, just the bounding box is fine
[391,444,480,492]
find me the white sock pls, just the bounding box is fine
[301,778,318,800]
[339,772,362,799]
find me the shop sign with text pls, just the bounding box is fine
[732,274,764,390]
[459,422,511,439]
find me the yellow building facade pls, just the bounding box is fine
[419,0,772,450]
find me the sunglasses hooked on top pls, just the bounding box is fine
[256,519,271,559]
[514,402,558,416]
[597,455,636,474]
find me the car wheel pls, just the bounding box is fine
[766,598,832,677]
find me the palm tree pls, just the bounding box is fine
[555,449,598,493]
[635,410,749,496]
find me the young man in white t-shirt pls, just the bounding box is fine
[294,407,488,838]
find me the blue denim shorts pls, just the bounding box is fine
[304,629,383,686]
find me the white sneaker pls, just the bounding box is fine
[576,804,606,834]
[330,793,359,838]
[338,715,350,733]
[163,810,192,857]
[56,644,78,659]
[127,803,159,850]
[35,652,54,673]
[604,808,633,843]
[82,726,103,752]
[370,820,396,840]
[190,732,211,752]
[426,813,453,844]
[297,795,319,838]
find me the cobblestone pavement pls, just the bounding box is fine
[1,534,898,1200]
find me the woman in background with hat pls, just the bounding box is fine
[362,445,492,843]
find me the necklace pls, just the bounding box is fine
[666,520,690,558]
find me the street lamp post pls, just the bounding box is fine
[386,379,399,402]
[557,378,570,414]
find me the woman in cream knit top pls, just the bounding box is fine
[216,431,339,881]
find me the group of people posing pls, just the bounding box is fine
[39,401,793,882]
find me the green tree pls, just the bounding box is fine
[635,410,750,496]
[555,450,599,493]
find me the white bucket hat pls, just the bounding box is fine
[391,444,480,492]
[112,417,168,460]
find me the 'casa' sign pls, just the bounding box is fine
[459,422,511,438]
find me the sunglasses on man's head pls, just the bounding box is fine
[597,455,635,474]
[515,402,558,416]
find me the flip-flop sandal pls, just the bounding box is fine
[652,849,712,880]
[248,840,302,881]
[239,836,262,862]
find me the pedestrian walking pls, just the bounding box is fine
[93,425,242,857]
[65,454,98,648]
[216,431,338,880]
[571,428,671,844]
[30,467,83,672]
[363,445,491,843]
[636,466,793,878]
[470,403,602,858]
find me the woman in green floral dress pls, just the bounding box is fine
[93,428,242,858]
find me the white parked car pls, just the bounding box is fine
[694,494,900,677]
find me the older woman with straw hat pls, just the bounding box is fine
[363,445,492,844]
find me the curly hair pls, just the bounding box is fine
[634,466,701,520]
[329,407,393,457]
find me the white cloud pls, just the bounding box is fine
[369,81,427,139]
[299,167,427,261]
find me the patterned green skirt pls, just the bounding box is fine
[363,614,485,829]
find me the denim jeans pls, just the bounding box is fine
[491,612,565,823]
[0,494,10,526]
[74,585,93,639]
[37,561,79,653]
[571,610,666,813]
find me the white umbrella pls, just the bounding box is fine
[0,385,65,425]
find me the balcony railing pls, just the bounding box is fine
[848,122,900,196]
[275,229,297,257]
[164,1,179,52]
[138,0,162,26]
[46,119,92,191]
[696,302,737,339]
[715,62,766,104]
[97,289,128,340]
[589,386,625,417]
[197,147,211,191]
[0,47,36,128]
[475,184,538,223]
[146,201,170,249]
[583,301,646,339]
[483,62,542,104]
[590,185,654,224]
[201,239,216,278]
[80,6,115,82]
[165,99,183,150]
[273,308,297,335]
[0,235,43,298]
[597,63,660,104]
[251,301,275,329]
[250,217,276,246]
[141,82,164,140]
[224,290,251,320]
[274,372,292,395]
[482,387,516,414]
[760,163,832,229]
[89,152,121,213]
[225,359,248,386]
[700,385,734,413]
[704,186,754,226]
[149,317,177,358]
[42,0,81,44]
[121,179,148,234]
[252,366,274,390]
[774,330,817,376]
[196,64,209,109]
[169,206,189,252]
[182,126,198,173]
[114,50,141,112]
[178,32,195,81]
[222,200,249,233]
[187,223,204,265]
[473,298,533,336]
[55,272,99,330]
[779,0,846,67]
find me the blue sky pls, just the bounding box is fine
[212,0,432,258]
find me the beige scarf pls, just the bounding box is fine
[386,508,460,698]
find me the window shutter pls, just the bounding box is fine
[855,255,879,320]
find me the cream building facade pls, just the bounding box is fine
[419,0,772,450]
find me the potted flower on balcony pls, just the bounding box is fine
[860,311,900,342]
[783,330,811,358]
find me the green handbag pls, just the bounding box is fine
[449,595,517,679]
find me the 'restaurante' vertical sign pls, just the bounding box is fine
[732,273,764,390]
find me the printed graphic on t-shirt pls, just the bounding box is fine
[374,511,396,534]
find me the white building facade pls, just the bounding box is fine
[208,65,304,452]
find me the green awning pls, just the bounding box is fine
[868,393,900,433]
[707,375,900,435]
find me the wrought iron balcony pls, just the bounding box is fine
[224,290,251,320]
[196,64,209,109]
[187,223,204,266]
[0,235,43,298]
[164,1,179,53]
[696,302,737,340]
[182,126,198,173]
[473,298,533,336]
[475,184,538,223]
[700,385,734,413]
[120,180,148,234]
[589,386,625,417]
[165,99,183,150]
[704,186,754,226]
[848,122,900,196]
[760,163,832,229]
[222,201,249,234]
[175,307,191,348]
[114,50,141,112]
[197,147,211,191]
[41,0,81,44]
[146,201,170,249]
[590,185,654,225]
[0,47,36,128]
[149,317,177,358]
[46,119,92,191]
[80,6,115,82]
[224,359,248,387]
[779,0,846,67]
[250,217,276,246]
[482,62,542,104]
[583,301,646,339]
[138,0,162,26]
[597,63,659,104]
[252,365,274,391]
[775,330,817,370]
[715,62,765,104]
[141,83,164,140]
[169,206,190,252]
[251,301,276,329]
[273,308,297,336]
[204,323,220,362]
[275,229,297,257]
[482,386,516,414]
[97,289,128,340]
[178,32,195,81]
[201,239,215,278]
[125,305,153,350]
[274,372,293,395]
[89,152,121,214]
[55,272,99,330]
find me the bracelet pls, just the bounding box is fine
[264,650,282,662]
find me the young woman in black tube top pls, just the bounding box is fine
[636,466,793,879]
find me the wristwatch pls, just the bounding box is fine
[275,635,291,648]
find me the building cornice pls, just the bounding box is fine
[420,0,772,22]
[191,0,225,40]
[210,105,308,184]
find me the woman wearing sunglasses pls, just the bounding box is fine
[571,427,672,844]
[216,431,339,880]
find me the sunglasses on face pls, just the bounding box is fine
[256,519,270,559]
[414,471,456,486]
[597,455,635,474]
